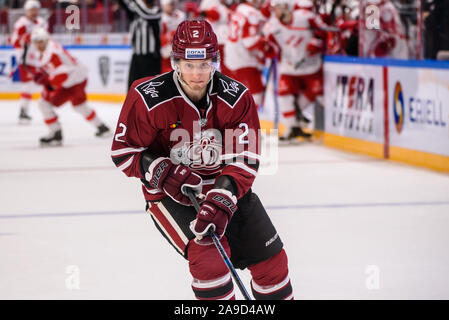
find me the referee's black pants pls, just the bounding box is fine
[128,53,161,90]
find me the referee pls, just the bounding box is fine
[118,0,162,89]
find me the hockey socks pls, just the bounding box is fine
[73,103,110,137]
[188,239,235,300]
[249,249,294,300]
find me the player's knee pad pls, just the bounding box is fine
[187,239,235,300]
[38,99,56,118]
[20,81,35,95]
[278,95,295,112]
[248,249,293,300]
[278,95,297,127]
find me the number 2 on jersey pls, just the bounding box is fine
[238,123,249,145]
[114,123,127,143]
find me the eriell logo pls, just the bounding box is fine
[186,48,206,59]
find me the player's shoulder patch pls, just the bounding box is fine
[214,72,248,109]
[134,71,177,111]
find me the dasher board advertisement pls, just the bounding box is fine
[0,46,131,95]
[324,61,384,144]
[389,66,449,157]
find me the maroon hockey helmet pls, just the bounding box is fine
[171,19,219,60]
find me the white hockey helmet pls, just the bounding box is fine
[271,0,293,10]
[160,0,175,6]
[295,0,313,10]
[24,0,41,10]
[31,28,50,42]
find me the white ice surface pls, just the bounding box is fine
[0,100,448,300]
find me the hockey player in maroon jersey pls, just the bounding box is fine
[111,20,293,300]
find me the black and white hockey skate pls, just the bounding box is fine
[18,108,32,124]
[95,124,111,138]
[279,126,312,144]
[40,130,63,147]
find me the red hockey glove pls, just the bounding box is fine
[145,157,202,206]
[23,33,31,45]
[190,189,237,245]
[264,41,277,59]
[374,37,396,57]
[33,69,50,87]
[306,38,324,56]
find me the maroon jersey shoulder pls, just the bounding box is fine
[213,71,249,110]
[132,71,180,112]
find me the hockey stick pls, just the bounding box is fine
[272,57,280,131]
[260,59,274,112]
[185,189,253,300]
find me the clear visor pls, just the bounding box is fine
[171,58,220,74]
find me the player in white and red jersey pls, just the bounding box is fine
[111,20,293,300]
[362,0,408,59]
[160,0,186,74]
[329,2,359,56]
[30,28,110,146]
[10,0,48,123]
[199,0,232,74]
[224,0,275,107]
[264,0,328,140]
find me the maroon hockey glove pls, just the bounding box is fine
[190,189,237,245]
[145,157,202,206]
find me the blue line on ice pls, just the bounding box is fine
[1,201,448,219]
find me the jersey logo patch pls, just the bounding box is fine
[214,72,247,109]
[134,72,177,112]
[219,78,240,97]
[140,81,165,98]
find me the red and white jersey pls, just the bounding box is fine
[200,0,230,45]
[362,0,408,59]
[111,71,261,202]
[11,16,47,49]
[36,40,88,90]
[224,3,267,71]
[160,9,186,59]
[11,16,48,67]
[264,9,326,76]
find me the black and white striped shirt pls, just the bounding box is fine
[119,0,162,56]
